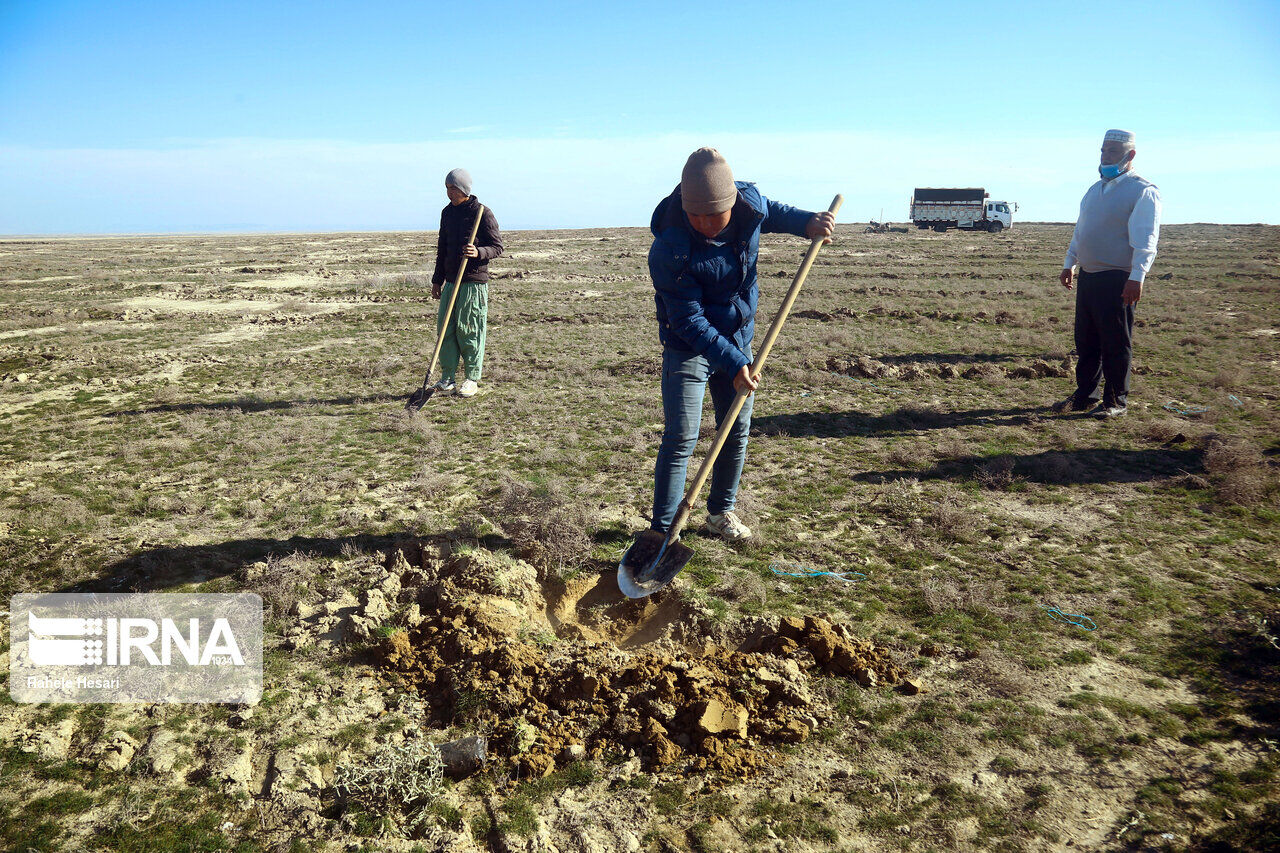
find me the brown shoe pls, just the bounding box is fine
[1052,395,1095,414]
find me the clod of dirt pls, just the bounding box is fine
[375,541,906,777]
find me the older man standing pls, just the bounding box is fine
[1054,129,1161,419]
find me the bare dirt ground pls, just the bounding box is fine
[0,223,1277,852]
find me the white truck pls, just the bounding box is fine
[911,188,1016,233]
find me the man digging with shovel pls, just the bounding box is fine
[625,148,834,595]
[429,168,503,398]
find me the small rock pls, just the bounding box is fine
[100,731,139,772]
[214,744,255,796]
[439,735,488,779]
[143,730,185,781]
[899,678,925,696]
[270,749,323,796]
[243,561,268,584]
[694,699,749,738]
[377,570,402,602]
[360,588,391,623]
[15,373,30,383]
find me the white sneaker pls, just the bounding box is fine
[458,379,479,398]
[706,511,751,541]
[433,378,456,395]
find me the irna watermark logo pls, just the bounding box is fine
[10,594,262,704]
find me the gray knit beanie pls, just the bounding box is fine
[445,168,472,196]
[680,148,736,215]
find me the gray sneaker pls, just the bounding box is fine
[1095,404,1127,419]
[706,511,751,541]
[433,378,456,396]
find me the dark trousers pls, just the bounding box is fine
[1073,269,1135,408]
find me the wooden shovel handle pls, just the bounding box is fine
[667,194,843,540]
[425,205,486,381]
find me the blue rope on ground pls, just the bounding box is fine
[1162,401,1209,416]
[1228,394,1243,408]
[1042,605,1097,631]
[769,561,866,583]
[829,371,907,394]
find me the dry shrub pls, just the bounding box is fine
[976,455,1019,489]
[926,494,978,543]
[873,478,925,522]
[887,442,924,469]
[1211,366,1244,388]
[933,433,973,461]
[713,569,767,607]
[1203,436,1273,506]
[1142,418,1191,445]
[490,475,595,577]
[920,575,1021,623]
[411,466,453,501]
[238,552,318,620]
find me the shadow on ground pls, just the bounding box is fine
[854,446,1203,486]
[106,393,404,418]
[752,405,1044,438]
[58,528,501,594]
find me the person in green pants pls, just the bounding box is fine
[430,168,503,397]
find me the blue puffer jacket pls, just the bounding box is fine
[649,181,813,374]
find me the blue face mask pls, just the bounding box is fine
[1099,155,1131,180]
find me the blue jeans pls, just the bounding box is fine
[651,347,753,533]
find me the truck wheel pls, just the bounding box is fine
[989,221,1004,234]
[933,225,947,233]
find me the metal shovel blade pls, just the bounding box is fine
[405,385,434,412]
[616,529,695,599]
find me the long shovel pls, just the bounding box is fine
[406,204,486,412]
[618,194,843,599]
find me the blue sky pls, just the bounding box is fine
[1,0,1277,232]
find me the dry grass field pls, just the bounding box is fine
[0,222,1277,852]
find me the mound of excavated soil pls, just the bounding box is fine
[376,542,907,777]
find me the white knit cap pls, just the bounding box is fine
[1104,129,1135,144]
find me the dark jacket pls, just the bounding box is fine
[649,182,812,374]
[431,196,503,285]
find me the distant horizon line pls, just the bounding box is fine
[2,221,1274,240]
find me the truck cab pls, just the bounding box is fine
[984,201,1014,233]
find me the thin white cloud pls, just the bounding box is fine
[445,126,488,134]
[1,131,1277,232]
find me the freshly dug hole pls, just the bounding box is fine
[376,541,908,777]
